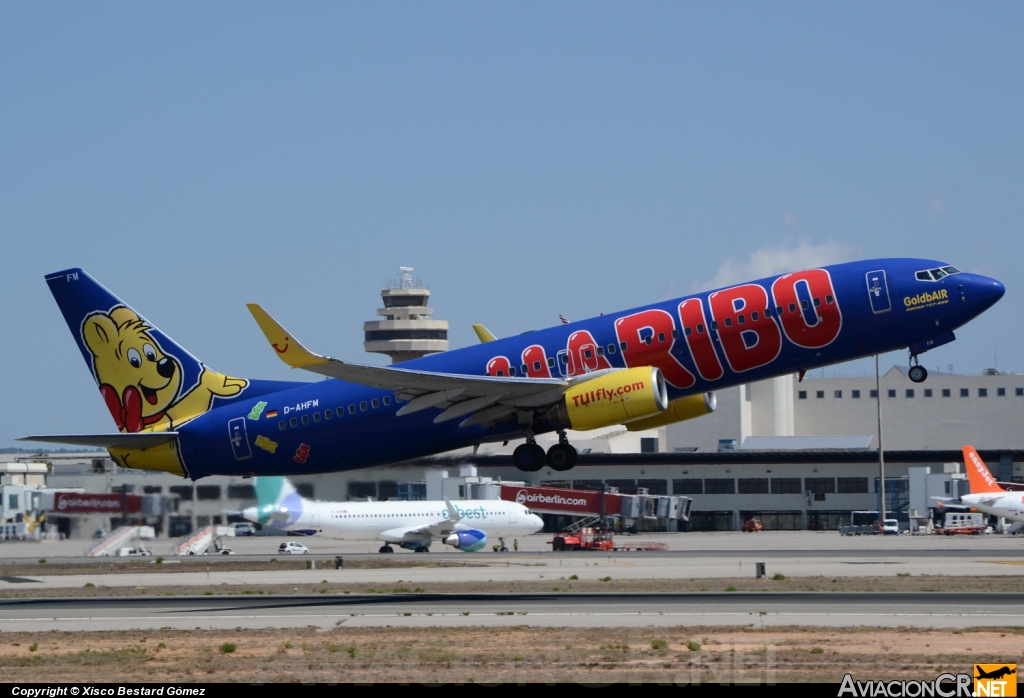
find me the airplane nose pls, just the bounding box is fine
[965,275,1005,313]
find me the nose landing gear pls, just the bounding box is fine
[908,352,928,383]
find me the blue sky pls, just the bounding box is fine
[2,3,1022,446]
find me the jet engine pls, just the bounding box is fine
[625,392,716,431]
[443,529,487,552]
[546,366,668,431]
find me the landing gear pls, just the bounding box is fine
[908,352,928,383]
[547,432,578,471]
[414,545,430,553]
[512,436,546,472]
[498,537,508,553]
[378,545,394,554]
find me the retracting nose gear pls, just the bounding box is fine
[908,350,928,384]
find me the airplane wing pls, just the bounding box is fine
[247,304,574,426]
[18,433,178,449]
[373,499,465,544]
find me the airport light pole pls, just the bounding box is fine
[875,354,887,525]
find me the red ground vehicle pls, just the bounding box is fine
[742,517,764,532]
[550,528,615,551]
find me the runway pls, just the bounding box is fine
[2,591,1022,630]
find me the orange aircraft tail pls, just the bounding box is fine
[962,445,1004,494]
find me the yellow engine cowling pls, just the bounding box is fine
[625,392,717,431]
[546,367,668,431]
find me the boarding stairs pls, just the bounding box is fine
[172,525,235,556]
[86,526,155,557]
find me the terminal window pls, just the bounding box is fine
[870,389,878,398]
[852,390,861,398]
[887,389,896,398]
[978,388,988,397]
[738,478,769,494]
[960,388,969,397]
[771,478,802,494]
[837,477,869,494]
[798,390,807,399]
[704,478,735,495]
[227,485,255,500]
[169,485,193,501]
[673,479,703,495]
[834,390,842,398]
[805,477,836,494]
[816,391,825,398]
[1018,388,1024,396]
[196,485,221,501]
[998,388,1006,396]
[924,389,933,397]
[906,389,914,398]
[942,389,951,397]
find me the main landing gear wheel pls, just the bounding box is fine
[378,545,394,553]
[547,443,578,471]
[909,365,928,383]
[414,545,430,553]
[512,443,546,472]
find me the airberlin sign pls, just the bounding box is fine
[53,492,142,514]
[500,485,622,516]
[485,269,842,388]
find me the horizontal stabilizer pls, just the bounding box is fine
[18,433,179,449]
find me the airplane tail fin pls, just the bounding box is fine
[249,477,304,527]
[44,268,249,433]
[962,445,1004,494]
[254,476,300,508]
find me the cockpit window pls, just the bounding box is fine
[916,266,961,282]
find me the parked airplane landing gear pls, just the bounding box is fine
[378,545,394,553]
[513,440,546,472]
[547,433,577,472]
[908,352,928,383]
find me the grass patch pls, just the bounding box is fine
[155,557,164,564]
[37,559,46,564]
[772,573,786,581]
[651,639,668,651]
[28,644,38,652]
[569,575,578,580]
[686,640,702,652]
[600,576,612,582]
[218,642,236,654]
[725,586,738,592]
[83,583,95,588]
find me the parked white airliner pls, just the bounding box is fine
[240,477,544,553]
[941,446,1024,522]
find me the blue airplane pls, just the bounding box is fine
[23,260,1004,479]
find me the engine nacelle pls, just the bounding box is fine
[625,392,717,431]
[547,367,668,431]
[443,529,487,552]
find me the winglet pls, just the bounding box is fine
[472,324,497,343]
[246,304,330,369]
[443,497,462,522]
[962,445,1004,494]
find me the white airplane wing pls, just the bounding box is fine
[378,499,466,543]
[247,304,571,427]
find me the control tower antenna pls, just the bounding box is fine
[363,267,449,364]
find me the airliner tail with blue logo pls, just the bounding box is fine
[22,259,1004,478]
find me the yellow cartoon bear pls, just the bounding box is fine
[82,306,248,433]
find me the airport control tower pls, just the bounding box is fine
[363,267,449,364]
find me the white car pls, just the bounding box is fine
[278,541,309,555]
[881,519,900,535]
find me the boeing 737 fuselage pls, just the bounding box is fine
[25,259,1004,479]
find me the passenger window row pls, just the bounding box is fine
[277,395,394,430]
